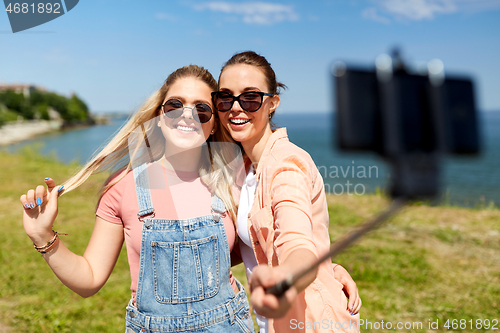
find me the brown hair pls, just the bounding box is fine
[219,51,287,121]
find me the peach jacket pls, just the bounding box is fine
[246,128,360,333]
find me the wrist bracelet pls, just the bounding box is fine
[333,264,341,271]
[33,231,67,254]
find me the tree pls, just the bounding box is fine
[0,87,91,123]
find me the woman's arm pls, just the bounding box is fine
[249,154,362,317]
[249,248,317,318]
[249,154,320,317]
[21,178,124,298]
[250,255,363,318]
[43,217,124,297]
[333,264,362,314]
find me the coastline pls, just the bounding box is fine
[0,120,63,146]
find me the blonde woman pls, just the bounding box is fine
[20,65,254,333]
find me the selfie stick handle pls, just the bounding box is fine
[265,197,407,297]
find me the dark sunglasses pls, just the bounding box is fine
[211,91,274,112]
[160,99,213,124]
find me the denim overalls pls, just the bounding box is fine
[125,164,254,333]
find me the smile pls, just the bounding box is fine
[176,125,197,132]
[229,119,250,125]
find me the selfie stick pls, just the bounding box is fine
[265,197,407,297]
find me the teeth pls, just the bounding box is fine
[230,119,250,124]
[177,125,196,132]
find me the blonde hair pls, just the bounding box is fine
[61,65,240,223]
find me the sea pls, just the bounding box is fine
[6,111,500,207]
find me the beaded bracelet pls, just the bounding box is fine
[33,231,67,254]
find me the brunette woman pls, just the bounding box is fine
[213,51,361,333]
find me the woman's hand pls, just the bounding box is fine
[20,178,63,246]
[333,264,362,315]
[21,178,124,297]
[249,264,298,318]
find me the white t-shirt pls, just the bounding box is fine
[236,165,269,332]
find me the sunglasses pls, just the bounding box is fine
[160,99,213,124]
[211,91,274,112]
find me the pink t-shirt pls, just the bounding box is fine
[95,162,237,299]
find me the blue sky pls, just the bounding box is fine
[1,0,499,113]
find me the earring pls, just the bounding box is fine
[211,129,215,134]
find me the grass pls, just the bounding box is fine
[327,195,500,332]
[0,148,499,332]
[0,147,130,332]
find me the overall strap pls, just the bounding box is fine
[133,163,155,220]
[211,194,226,222]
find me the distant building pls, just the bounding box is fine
[0,83,47,98]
